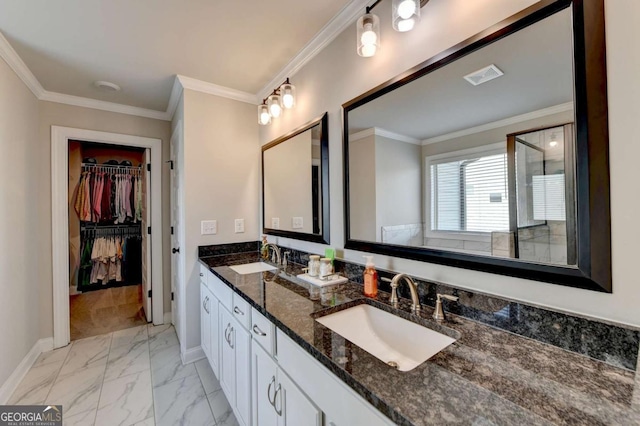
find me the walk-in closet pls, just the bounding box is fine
[68,140,151,340]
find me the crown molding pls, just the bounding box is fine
[350,127,421,145]
[176,75,257,105]
[421,102,575,145]
[257,0,370,100]
[40,91,170,120]
[0,31,44,98]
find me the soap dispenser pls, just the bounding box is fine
[363,255,378,297]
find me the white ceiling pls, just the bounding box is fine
[0,0,352,112]
[349,7,574,141]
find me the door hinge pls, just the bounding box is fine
[147,163,151,172]
[148,290,152,298]
[147,226,151,235]
[171,292,174,301]
[170,160,174,170]
[171,226,174,235]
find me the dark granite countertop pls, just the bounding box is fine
[199,252,640,426]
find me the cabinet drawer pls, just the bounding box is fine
[199,264,209,287]
[251,308,275,356]
[232,292,251,330]
[211,274,233,312]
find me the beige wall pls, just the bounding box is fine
[0,56,42,386]
[349,135,377,241]
[181,89,259,350]
[39,101,172,337]
[259,0,640,327]
[264,131,313,233]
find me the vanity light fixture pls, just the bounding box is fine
[549,132,559,148]
[357,0,429,57]
[258,78,297,125]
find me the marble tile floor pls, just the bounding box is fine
[8,324,239,426]
[70,285,147,341]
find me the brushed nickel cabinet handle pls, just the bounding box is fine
[233,306,244,316]
[252,325,267,336]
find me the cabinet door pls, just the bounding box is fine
[209,294,220,378]
[200,284,211,362]
[277,370,321,426]
[220,307,236,406]
[251,341,278,426]
[234,317,252,426]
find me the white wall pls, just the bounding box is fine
[259,0,640,327]
[0,56,42,386]
[348,135,377,241]
[181,89,259,351]
[38,101,173,337]
[264,131,313,233]
[375,135,422,241]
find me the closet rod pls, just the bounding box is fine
[81,163,141,169]
[81,224,141,230]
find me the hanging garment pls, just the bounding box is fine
[74,172,87,217]
[78,237,94,289]
[100,175,112,222]
[135,176,143,222]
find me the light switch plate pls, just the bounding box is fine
[271,217,280,229]
[201,220,217,235]
[292,217,303,229]
[234,218,245,233]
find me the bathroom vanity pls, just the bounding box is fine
[198,244,640,426]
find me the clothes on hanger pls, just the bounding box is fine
[74,164,143,224]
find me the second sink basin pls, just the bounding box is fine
[315,303,456,371]
[229,262,277,275]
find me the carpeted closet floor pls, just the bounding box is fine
[70,284,147,341]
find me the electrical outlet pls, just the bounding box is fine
[234,218,245,233]
[271,217,280,229]
[292,217,303,229]
[201,220,217,235]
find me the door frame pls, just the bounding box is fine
[51,126,164,348]
[169,121,186,356]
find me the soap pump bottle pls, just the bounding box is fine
[363,256,378,297]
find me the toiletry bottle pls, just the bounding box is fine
[261,236,269,260]
[363,256,378,297]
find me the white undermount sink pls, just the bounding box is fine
[229,262,277,275]
[315,304,457,372]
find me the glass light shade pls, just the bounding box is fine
[392,0,420,32]
[357,13,380,57]
[267,94,282,118]
[280,82,296,109]
[258,104,271,125]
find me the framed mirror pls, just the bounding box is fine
[343,0,611,292]
[263,113,330,244]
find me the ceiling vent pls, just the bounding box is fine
[463,64,504,86]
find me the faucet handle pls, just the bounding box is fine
[380,277,392,283]
[433,293,458,322]
[437,294,458,302]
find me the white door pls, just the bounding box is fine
[220,308,236,406]
[170,125,183,333]
[200,284,211,360]
[235,322,252,426]
[278,370,322,426]
[141,148,152,322]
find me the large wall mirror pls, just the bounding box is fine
[343,0,611,292]
[263,113,330,244]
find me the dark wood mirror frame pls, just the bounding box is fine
[262,112,330,244]
[342,0,611,292]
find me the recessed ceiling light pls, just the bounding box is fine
[464,64,504,86]
[93,81,121,92]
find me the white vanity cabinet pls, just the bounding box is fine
[252,340,321,426]
[199,265,392,426]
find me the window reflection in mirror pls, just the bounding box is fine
[347,6,578,267]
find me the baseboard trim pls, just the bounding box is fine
[163,312,172,325]
[181,346,205,365]
[0,337,54,404]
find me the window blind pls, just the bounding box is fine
[431,152,509,233]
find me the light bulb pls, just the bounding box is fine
[549,140,558,148]
[260,111,271,125]
[396,18,415,32]
[269,103,282,118]
[282,93,294,109]
[361,43,377,57]
[397,0,416,19]
[361,23,377,45]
